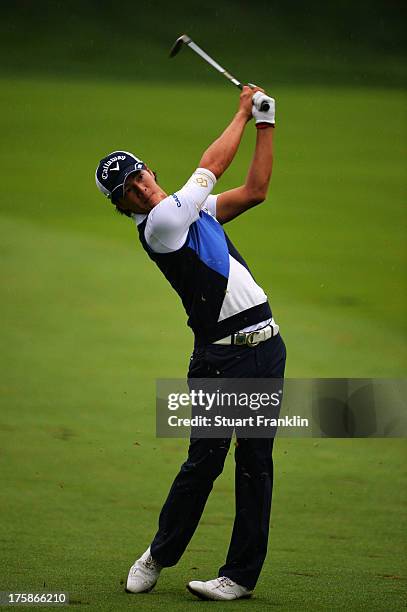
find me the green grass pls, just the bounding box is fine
[0,76,406,610]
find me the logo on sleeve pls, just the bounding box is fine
[171,193,182,207]
[195,176,208,188]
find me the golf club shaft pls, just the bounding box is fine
[186,40,242,89]
[184,38,270,112]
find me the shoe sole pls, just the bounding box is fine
[186,584,252,601]
[125,581,157,594]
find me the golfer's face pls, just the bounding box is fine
[122,169,157,212]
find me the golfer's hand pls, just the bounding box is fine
[252,91,275,127]
[238,86,265,121]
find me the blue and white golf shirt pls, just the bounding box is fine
[135,168,273,346]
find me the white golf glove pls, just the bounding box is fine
[252,91,275,127]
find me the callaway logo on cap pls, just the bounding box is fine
[95,150,145,204]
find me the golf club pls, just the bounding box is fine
[169,34,270,112]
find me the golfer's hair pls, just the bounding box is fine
[115,206,132,218]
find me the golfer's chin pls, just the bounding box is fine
[131,199,154,215]
[132,191,166,214]
[145,194,166,211]
[137,201,156,214]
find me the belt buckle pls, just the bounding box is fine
[234,332,247,346]
[247,331,260,347]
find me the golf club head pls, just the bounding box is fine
[169,34,191,58]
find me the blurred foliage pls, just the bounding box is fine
[1,0,406,87]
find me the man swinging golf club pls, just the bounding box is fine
[95,86,286,601]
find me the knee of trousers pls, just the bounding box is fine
[180,444,229,483]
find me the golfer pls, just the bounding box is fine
[95,86,286,601]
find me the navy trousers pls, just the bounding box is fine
[150,333,286,590]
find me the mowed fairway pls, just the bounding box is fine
[0,77,406,610]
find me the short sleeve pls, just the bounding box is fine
[144,167,217,253]
[202,194,218,218]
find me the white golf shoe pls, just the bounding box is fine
[187,576,252,601]
[125,547,162,594]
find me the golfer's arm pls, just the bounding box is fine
[214,126,274,224]
[199,111,248,179]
